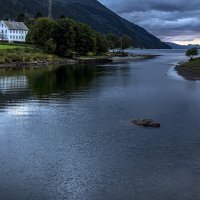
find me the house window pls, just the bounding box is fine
[10,36,12,39]
[5,30,7,33]
[10,30,12,33]
[13,36,15,39]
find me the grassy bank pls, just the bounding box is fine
[179,57,200,70]
[0,44,63,64]
[175,57,200,80]
[0,43,158,68]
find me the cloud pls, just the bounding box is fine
[98,0,200,44]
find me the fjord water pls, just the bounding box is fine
[0,50,200,200]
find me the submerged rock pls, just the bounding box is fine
[132,119,160,128]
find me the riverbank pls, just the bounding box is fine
[0,45,159,69]
[175,57,200,80]
[111,54,159,63]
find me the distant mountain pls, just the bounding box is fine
[0,0,171,49]
[166,42,200,49]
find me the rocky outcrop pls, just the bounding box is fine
[132,119,160,128]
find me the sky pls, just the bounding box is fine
[98,0,200,45]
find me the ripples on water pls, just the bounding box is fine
[0,50,200,200]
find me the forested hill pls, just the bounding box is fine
[0,0,170,49]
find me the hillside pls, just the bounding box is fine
[0,0,170,49]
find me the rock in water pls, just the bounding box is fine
[132,119,160,128]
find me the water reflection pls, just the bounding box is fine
[0,76,28,93]
[0,65,117,102]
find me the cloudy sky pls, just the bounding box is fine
[99,0,200,45]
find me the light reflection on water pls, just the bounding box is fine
[167,63,185,81]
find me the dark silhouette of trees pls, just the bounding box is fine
[186,48,199,61]
[17,13,27,22]
[26,17,109,57]
[34,12,43,19]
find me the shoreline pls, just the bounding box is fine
[175,59,200,80]
[0,59,77,69]
[0,54,159,70]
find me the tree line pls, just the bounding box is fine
[18,13,132,58]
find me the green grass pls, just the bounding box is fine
[0,44,24,50]
[0,45,62,64]
[181,57,200,70]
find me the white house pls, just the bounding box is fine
[0,20,29,43]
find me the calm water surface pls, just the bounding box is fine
[0,50,200,200]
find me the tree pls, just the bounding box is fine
[106,33,120,52]
[54,18,75,57]
[28,18,58,52]
[95,32,108,55]
[17,13,27,22]
[186,48,199,61]
[120,35,132,51]
[34,12,43,19]
[74,23,96,55]
[60,15,66,19]
[44,38,56,53]
[26,17,108,57]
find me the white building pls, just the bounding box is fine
[0,20,29,43]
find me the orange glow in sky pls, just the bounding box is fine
[174,39,200,45]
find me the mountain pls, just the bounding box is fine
[0,0,170,49]
[166,42,200,49]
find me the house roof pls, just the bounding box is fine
[2,21,29,31]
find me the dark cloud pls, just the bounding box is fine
[99,0,200,44]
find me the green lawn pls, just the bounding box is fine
[0,44,24,50]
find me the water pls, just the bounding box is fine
[0,49,200,200]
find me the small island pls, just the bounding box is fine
[175,47,200,80]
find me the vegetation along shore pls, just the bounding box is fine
[175,47,200,80]
[0,15,156,69]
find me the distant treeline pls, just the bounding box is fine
[18,13,132,57]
